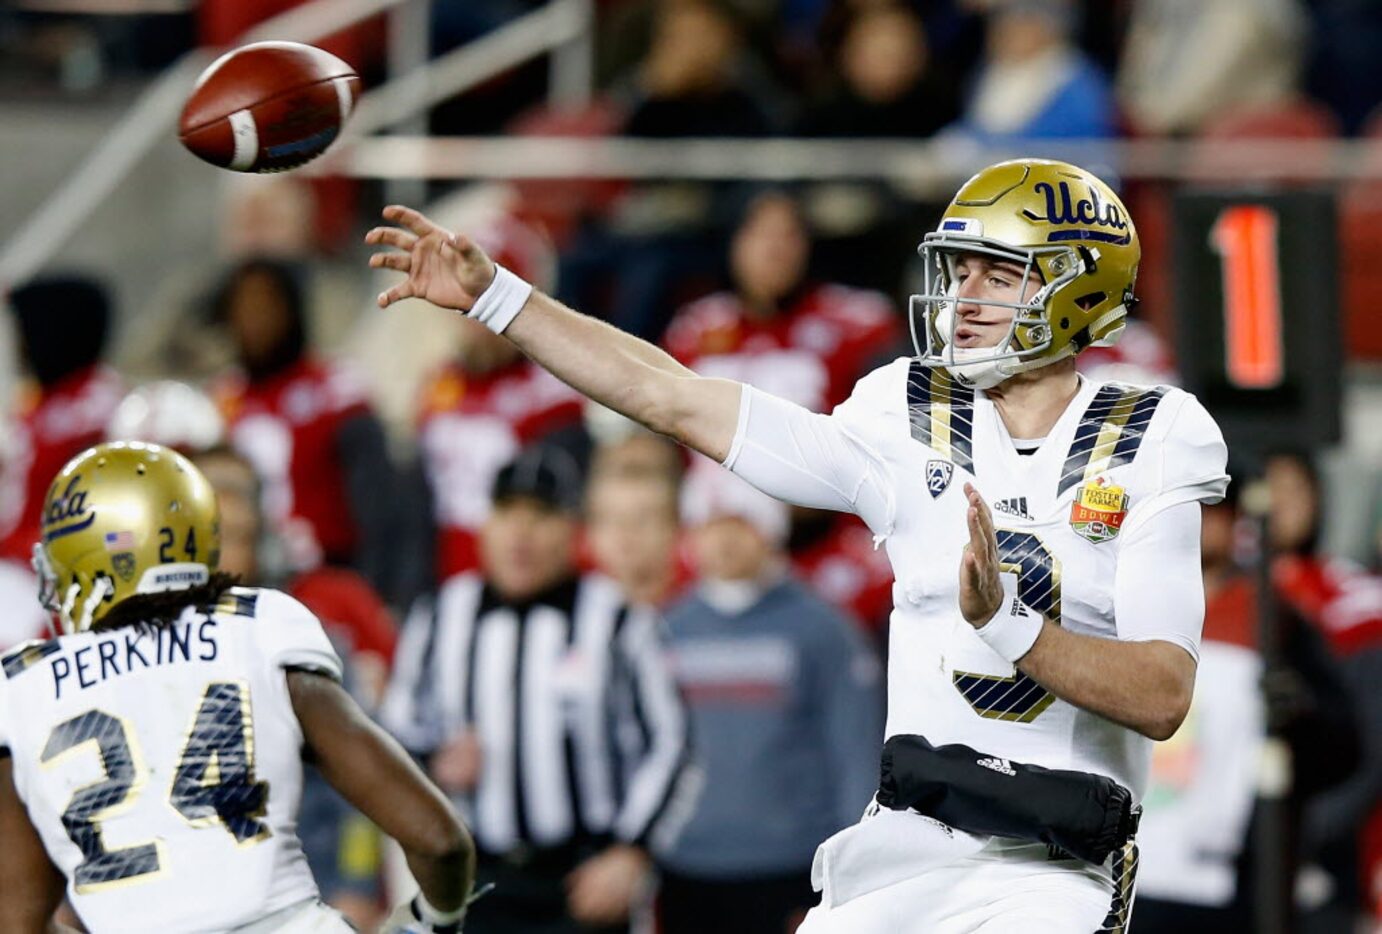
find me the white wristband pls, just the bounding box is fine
[467,264,533,334]
[974,597,1044,664]
[415,892,466,929]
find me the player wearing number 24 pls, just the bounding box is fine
[368,159,1228,932]
[0,442,479,933]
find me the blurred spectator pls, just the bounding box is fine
[561,0,779,338]
[623,0,774,140]
[382,447,691,934]
[663,190,899,631]
[656,467,882,934]
[1136,473,1362,929]
[798,4,959,139]
[189,443,395,930]
[415,214,581,582]
[1306,0,1382,136]
[220,175,320,260]
[948,0,1115,143]
[794,3,961,278]
[210,257,403,600]
[190,444,397,705]
[664,189,899,412]
[584,409,686,478]
[585,451,689,608]
[1117,0,1307,136]
[106,380,227,453]
[417,317,584,580]
[1266,452,1382,924]
[0,277,121,564]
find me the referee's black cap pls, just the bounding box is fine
[492,446,583,513]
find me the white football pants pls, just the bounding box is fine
[797,807,1137,934]
[231,898,354,933]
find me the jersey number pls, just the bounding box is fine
[40,682,269,892]
[952,530,1062,723]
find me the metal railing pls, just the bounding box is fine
[322,136,1382,192]
[352,0,592,139]
[0,0,595,289]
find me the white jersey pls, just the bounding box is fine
[0,587,343,933]
[725,358,1229,799]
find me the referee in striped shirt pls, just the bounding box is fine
[382,447,692,933]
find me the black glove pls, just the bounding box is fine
[877,734,1139,865]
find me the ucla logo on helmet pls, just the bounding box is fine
[42,476,95,540]
[926,459,954,499]
[1022,180,1131,245]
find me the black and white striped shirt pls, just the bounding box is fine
[381,573,691,856]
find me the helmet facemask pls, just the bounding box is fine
[32,542,116,636]
[910,234,1088,389]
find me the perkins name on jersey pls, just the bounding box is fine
[38,618,221,699]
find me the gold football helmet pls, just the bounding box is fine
[911,159,1140,388]
[34,441,221,634]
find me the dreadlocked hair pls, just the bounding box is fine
[91,572,243,633]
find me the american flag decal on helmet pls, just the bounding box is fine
[104,530,135,552]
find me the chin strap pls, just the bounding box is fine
[76,577,115,632]
[59,583,82,635]
[1086,305,1128,347]
[58,577,116,634]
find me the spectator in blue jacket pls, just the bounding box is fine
[655,465,884,934]
[946,0,1116,145]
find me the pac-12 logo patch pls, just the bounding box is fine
[111,552,137,583]
[1069,477,1129,544]
[925,460,954,498]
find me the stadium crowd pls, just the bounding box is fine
[2,0,1382,931]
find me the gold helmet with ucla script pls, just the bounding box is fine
[911,159,1140,389]
[33,441,221,634]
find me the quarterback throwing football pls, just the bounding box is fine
[368,160,1228,933]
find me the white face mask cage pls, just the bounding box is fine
[32,543,66,637]
[31,542,116,636]
[909,234,1087,386]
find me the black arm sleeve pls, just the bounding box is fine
[877,734,1139,865]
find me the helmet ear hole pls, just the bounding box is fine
[1074,292,1106,311]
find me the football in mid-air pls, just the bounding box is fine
[179,41,359,173]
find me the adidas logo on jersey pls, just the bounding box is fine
[977,756,1017,776]
[992,497,1031,520]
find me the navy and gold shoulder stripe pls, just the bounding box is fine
[1058,383,1168,496]
[2,638,59,680]
[214,589,260,620]
[907,361,976,473]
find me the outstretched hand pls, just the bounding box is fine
[565,844,649,926]
[959,483,1004,629]
[365,205,497,311]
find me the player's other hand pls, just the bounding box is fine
[959,483,1004,628]
[429,729,483,794]
[565,844,650,925]
[366,205,496,311]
